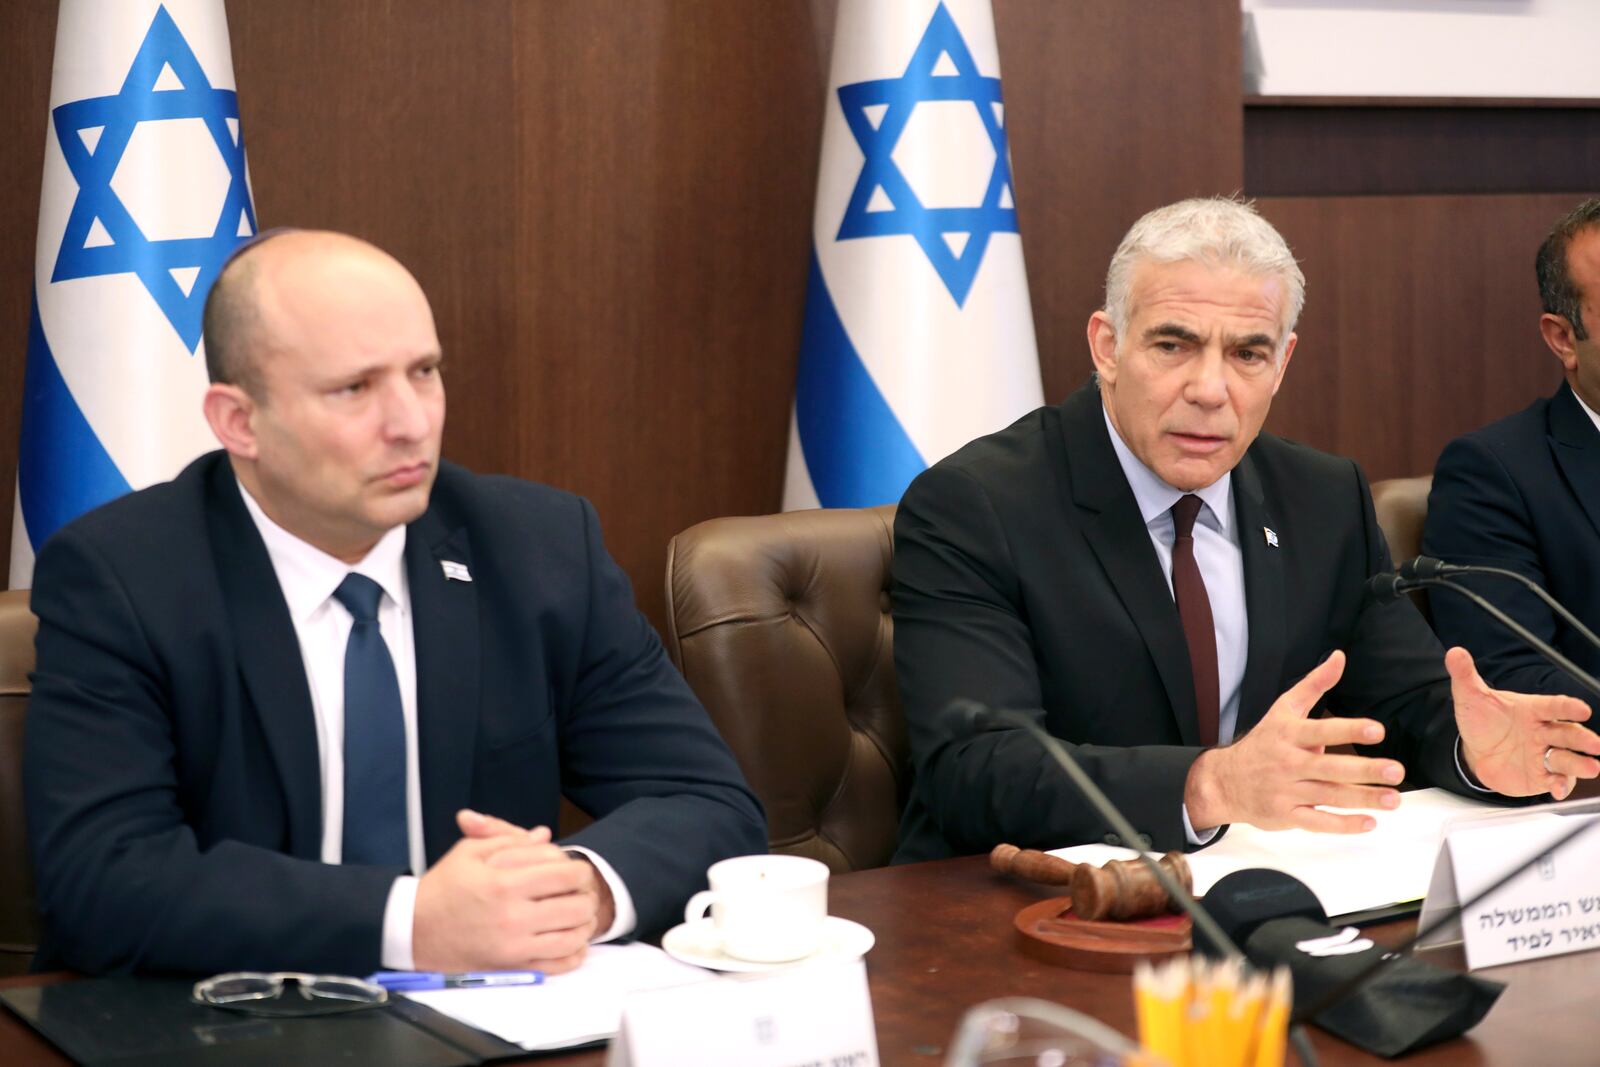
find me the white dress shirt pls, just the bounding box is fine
[237,481,635,969]
[1102,407,1247,844]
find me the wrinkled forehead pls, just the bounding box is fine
[1124,257,1291,337]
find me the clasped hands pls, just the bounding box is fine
[1185,648,1600,835]
[412,809,616,973]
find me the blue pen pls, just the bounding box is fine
[367,970,545,992]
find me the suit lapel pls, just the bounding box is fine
[405,508,481,866]
[1231,450,1287,736]
[1547,384,1600,544]
[203,461,323,858]
[1059,385,1201,745]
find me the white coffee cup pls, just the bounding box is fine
[682,854,830,963]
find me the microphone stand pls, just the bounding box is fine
[1401,557,1600,659]
[1380,574,1600,701]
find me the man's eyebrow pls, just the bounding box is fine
[1142,323,1203,345]
[1228,332,1278,351]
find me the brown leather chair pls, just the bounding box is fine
[665,506,907,873]
[0,588,38,975]
[1371,475,1433,625]
[1371,475,1432,566]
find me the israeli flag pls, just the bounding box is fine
[783,0,1043,510]
[11,0,255,586]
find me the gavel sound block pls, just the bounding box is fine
[991,843,1194,973]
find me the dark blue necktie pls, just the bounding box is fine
[334,573,410,869]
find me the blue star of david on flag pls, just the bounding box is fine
[50,4,255,353]
[834,2,1016,307]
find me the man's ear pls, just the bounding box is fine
[203,383,260,459]
[1540,313,1582,374]
[1087,311,1120,384]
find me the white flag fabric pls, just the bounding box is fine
[783,0,1043,510]
[11,0,255,586]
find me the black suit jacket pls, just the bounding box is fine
[893,381,1478,863]
[1423,383,1600,712]
[24,452,765,975]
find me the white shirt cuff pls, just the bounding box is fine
[1454,735,1497,793]
[1182,804,1222,847]
[380,875,419,970]
[563,845,637,942]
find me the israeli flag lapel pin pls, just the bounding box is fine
[1263,527,1279,548]
[440,560,473,582]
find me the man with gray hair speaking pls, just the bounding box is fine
[892,197,1600,862]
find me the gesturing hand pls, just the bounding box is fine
[1447,646,1600,799]
[1184,650,1406,834]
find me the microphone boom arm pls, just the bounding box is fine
[1405,558,1600,658]
[1403,575,1600,701]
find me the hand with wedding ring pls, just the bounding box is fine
[1448,647,1600,799]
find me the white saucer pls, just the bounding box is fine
[660,916,875,973]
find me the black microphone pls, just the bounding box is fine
[1364,571,1409,602]
[1399,555,1600,656]
[1366,570,1600,701]
[1201,865,1507,1058]
[944,699,1323,1067]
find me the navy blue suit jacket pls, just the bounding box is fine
[23,452,765,975]
[1424,383,1600,712]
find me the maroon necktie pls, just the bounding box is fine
[1171,495,1220,747]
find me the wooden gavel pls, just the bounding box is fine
[990,843,1192,922]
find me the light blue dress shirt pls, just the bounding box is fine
[1103,406,1246,843]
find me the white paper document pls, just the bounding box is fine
[1048,787,1501,918]
[405,943,714,1051]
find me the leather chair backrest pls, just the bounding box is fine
[1371,475,1433,626]
[0,588,38,975]
[665,506,907,873]
[1371,475,1432,568]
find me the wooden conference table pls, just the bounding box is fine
[2,854,1596,1066]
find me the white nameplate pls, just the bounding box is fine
[607,958,878,1067]
[1417,801,1600,970]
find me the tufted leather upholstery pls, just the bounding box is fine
[664,506,907,873]
[0,588,38,975]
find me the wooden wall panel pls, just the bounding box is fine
[1257,194,1579,481]
[495,1,825,625]
[1246,100,1600,197]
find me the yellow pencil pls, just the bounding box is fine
[1205,958,1249,1067]
[1251,967,1292,1067]
[1134,957,1189,1067]
[1230,971,1268,1067]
